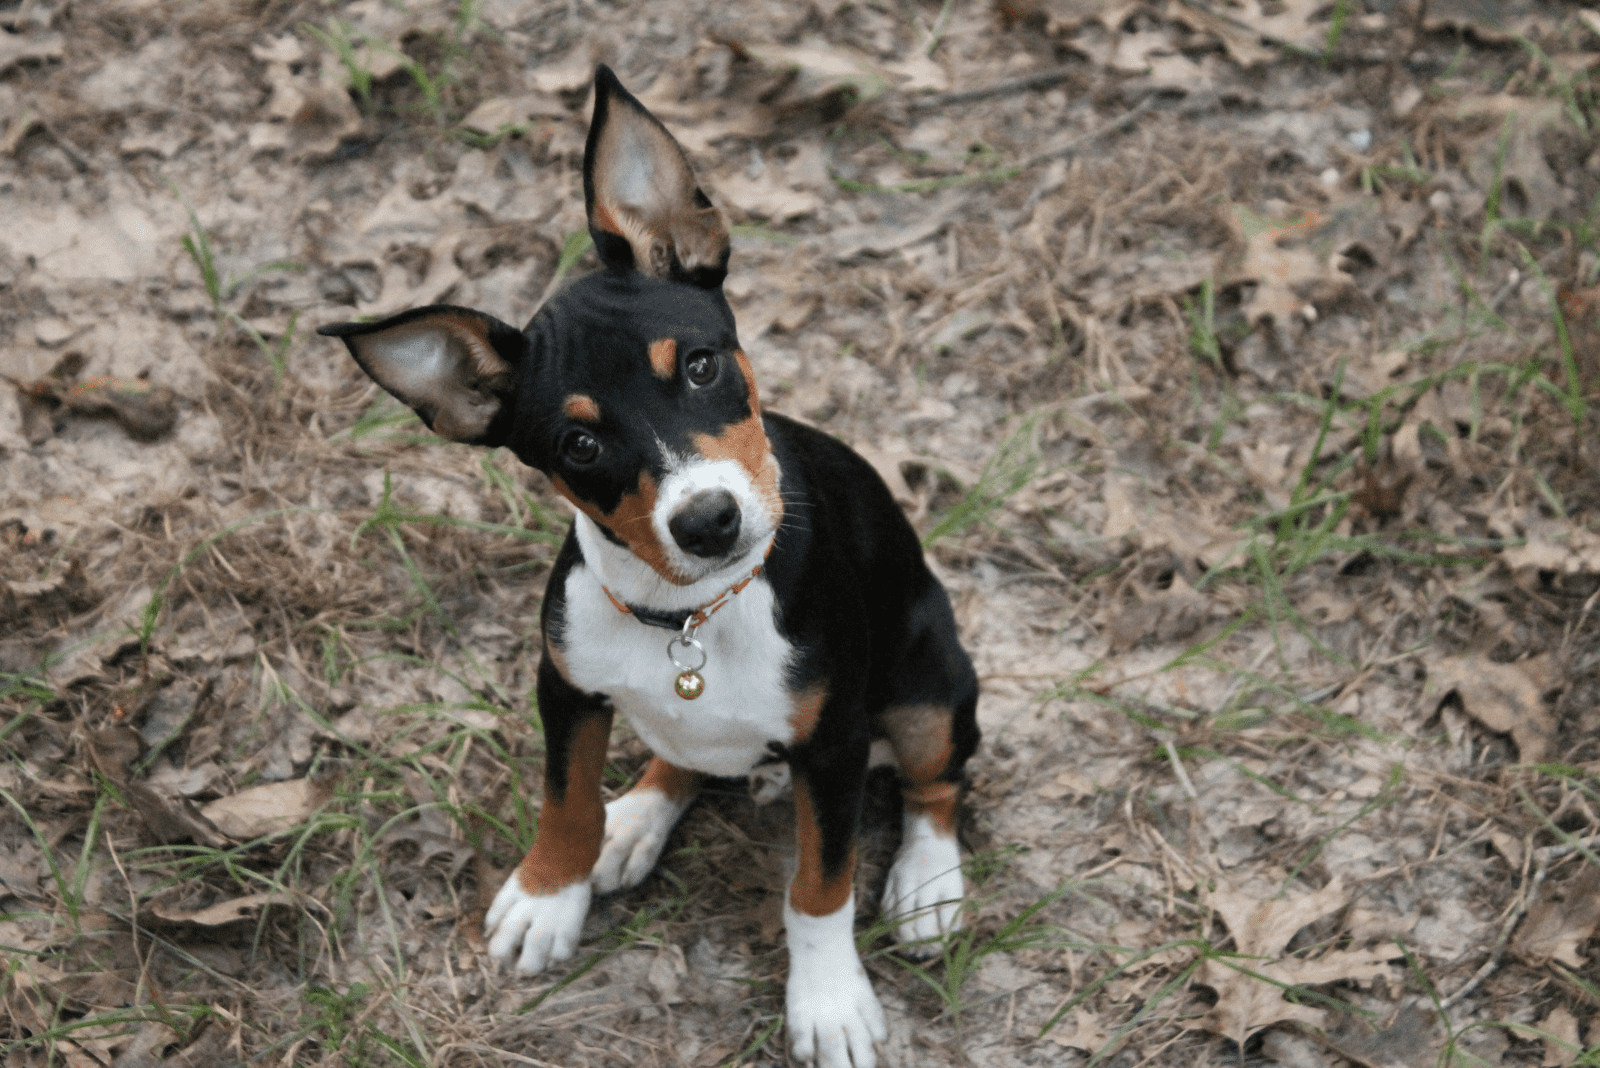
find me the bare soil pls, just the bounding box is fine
[3,1,1600,1066]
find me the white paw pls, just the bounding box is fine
[881,815,964,956]
[591,787,693,894]
[785,894,887,1068]
[483,875,590,974]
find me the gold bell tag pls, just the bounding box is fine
[667,630,708,701]
[674,669,705,700]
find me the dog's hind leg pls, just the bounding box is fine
[591,757,701,894]
[879,604,980,955]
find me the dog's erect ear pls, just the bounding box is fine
[319,306,528,446]
[584,64,729,289]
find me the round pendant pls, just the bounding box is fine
[674,670,705,700]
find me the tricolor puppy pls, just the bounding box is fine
[320,66,979,1068]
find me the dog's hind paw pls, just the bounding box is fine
[881,816,965,957]
[591,787,692,894]
[484,876,590,974]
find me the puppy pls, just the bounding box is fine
[320,65,980,1068]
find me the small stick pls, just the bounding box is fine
[907,65,1079,112]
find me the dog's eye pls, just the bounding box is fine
[561,430,600,466]
[684,350,719,387]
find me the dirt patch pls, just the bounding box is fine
[3,1,1600,1066]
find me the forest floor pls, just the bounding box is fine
[3,0,1600,1065]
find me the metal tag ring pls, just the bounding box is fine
[668,635,707,673]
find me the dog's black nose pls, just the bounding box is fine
[668,489,741,558]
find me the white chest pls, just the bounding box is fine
[557,563,797,777]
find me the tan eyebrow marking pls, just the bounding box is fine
[563,394,601,422]
[648,338,677,379]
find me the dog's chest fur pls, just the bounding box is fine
[556,557,796,778]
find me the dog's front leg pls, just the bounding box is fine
[785,740,886,1068]
[485,659,612,974]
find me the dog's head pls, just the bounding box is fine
[320,66,780,587]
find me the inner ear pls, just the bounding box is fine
[319,306,528,446]
[584,64,729,288]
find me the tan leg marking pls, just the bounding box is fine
[790,776,855,918]
[518,714,611,894]
[634,757,702,802]
[882,703,959,837]
[787,683,827,746]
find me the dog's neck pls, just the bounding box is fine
[573,512,772,612]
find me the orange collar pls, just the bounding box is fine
[603,561,764,634]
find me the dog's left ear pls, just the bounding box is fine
[584,64,729,289]
[319,306,529,447]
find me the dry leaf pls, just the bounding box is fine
[740,40,892,110]
[1102,471,1141,541]
[1169,0,1328,68]
[1428,654,1556,764]
[200,778,332,839]
[1200,877,1395,1045]
[142,891,299,929]
[1538,1005,1581,1067]
[1107,576,1211,653]
[1043,1009,1111,1051]
[0,31,65,76]
[713,170,821,222]
[1323,1005,1441,1068]
[1454,96,1571,220]
[460,93,567,134]
[1229,209,1353,328]
[1514,867,1600,969]
[123,781,230,848]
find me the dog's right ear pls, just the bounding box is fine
[584,64,729,288]
[319,306,528,447]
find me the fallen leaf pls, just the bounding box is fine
[123,781,230,847]
[1427,654,1556,764]
[0,31,65,76]
[1200,877,1396,1045]
[1514,867,1600,969]
[831,195,965,259]
[1324,1005,1441,1068]
[739,40,892,111]
[1538,1005,1581,1067]
[200,778,333,839]
[648,944,688,1004]
[460,93,567,135]
[142,891,300,929]
[1043,1008,1111,1051]
[713,169,821,222]
[1229,208,1354,328]
[1106,576,1211,653]
[1170,0,1328,68]
[1454,96,1571,220]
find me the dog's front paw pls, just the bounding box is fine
[591,789,691,894]
[785,894,887,1068]
[786,958,887,1068]
[483,875,590,974]
[882,823,964,956]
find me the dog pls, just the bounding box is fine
[320,65,980,1068]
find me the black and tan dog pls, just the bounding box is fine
[321,66,979,1068]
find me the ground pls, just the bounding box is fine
[2,0,1600,1066]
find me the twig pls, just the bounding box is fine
[1163,736,1198,799]
[1439,834,1600,1009]
[1013,95,1156,172]
[907,65,1079,113]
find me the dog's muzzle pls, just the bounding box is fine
[668,489,742,558]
